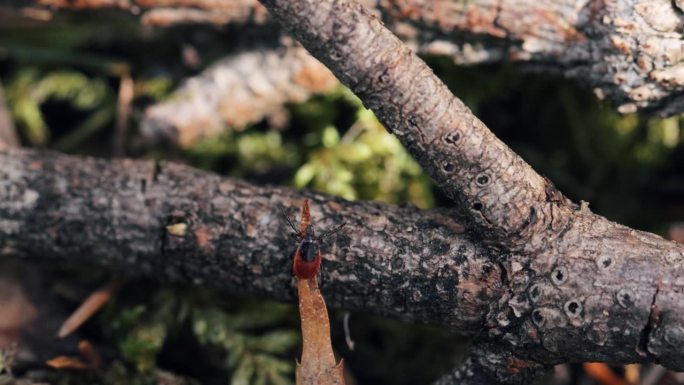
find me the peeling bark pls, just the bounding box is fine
[141,41,337,147]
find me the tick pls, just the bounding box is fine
[283,199,345,280]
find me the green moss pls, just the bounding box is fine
[192,303,297,385]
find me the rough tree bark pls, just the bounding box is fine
[1,0,684,384]
[256,0,683,383]
[0,148,498,328]
[7,0,684,118]
[141,39,337,147]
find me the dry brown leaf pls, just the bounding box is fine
[583,362,627,385]
[57,281,120,338]
[46,356,90,370]
[295,276,344,385]
[290,199,345,384]
[46,340,101,370]
[77,340,102,369]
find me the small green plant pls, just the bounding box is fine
[5,68,112,146]
[106,291,181,372]
[185,130,300,177]
[103,289,297,385]
[292,87,434,208]
[193,303,297,385]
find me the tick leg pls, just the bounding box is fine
[318,222,346,241]
[281,207,301,239]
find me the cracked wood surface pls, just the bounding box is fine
[7,0,684,116]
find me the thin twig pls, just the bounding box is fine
[0,80,18,149]
[113,73,133,157]
[57,280,121,338]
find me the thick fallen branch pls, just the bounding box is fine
[0,148,499,329]
[2,147,684,377]
[7,0,684,116]
[258,0,684,383]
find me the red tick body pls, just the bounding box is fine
[284,200,345,280]
[292,224,321,279]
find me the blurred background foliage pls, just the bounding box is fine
[0,16,682,385]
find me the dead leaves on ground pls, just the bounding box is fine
[46,340,102,370]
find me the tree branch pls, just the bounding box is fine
[141,40,337,147]
[3,0,684,380]
[7,0,684,115]
[2,146,684,376]
[258,0,684,378]
[260,0,562,248]
[0,148,500,329]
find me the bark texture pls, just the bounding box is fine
[433,344,545,385]
[256,0,684,382]
[7,0,684,116]
[2,148,684,378]
[261,0,564,248]
[383,0,684,116]
[141,41,337,147]
[0,148,499,329]
[2,0,684,383]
